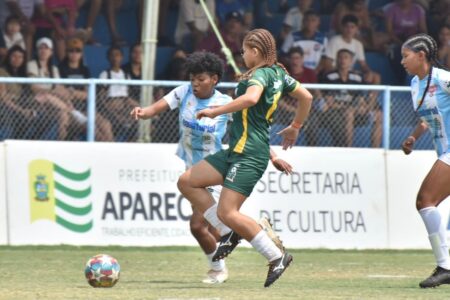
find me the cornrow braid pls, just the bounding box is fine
[403,33,448,70]
[239,28,288,80]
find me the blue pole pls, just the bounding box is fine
[87,80,96,142]
[382,87,391,149]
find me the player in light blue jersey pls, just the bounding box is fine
[401,34,450,288]
[130,52,292,284]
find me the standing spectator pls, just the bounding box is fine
[437,24,450,69]
[197,11,245,70]
[279,0,312,43]
[320,49,381,147]
[98,45,139,141]
[122,43,142,100]
[3,15,26,50]
[175,0,215,52]
[58,37,113,141]
[281,10,327,75]
[32,0,78,61]
[216,0,253,30]
[324,14,381,85]
[0,0,43,60]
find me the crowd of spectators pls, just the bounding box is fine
[0,0,448,146]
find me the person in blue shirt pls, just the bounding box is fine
[401,33,450,288]
[130,51,292,284]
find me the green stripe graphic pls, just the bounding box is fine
[54,164,91,181]
[56,216,93,233]
[55,181,91,198]
[55,198,92,216]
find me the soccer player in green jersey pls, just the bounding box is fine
[177,28,312,287]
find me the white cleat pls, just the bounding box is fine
[202,267,229,284]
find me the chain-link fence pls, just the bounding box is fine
[0,78,434,150]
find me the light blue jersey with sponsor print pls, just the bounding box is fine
[164,84,232,167]
[410,67,450,156]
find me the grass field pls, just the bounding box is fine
[0,246,449,300]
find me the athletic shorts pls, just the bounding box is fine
[205,148,269,197]
[439,152,450,165]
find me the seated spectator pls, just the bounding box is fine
[58,37,113,141]
[216,0,253,30]
[3,15,26,51]
[323,14,381,85]
[164,48,188,81]
[320,49,381,147]
[0,28,7,63]
[281,10,327,75]
[175,0,215,52]
[32,0,78,61]
[279,0,313,43]
[27,37,83,140]
[98,45,139,141]
[122,43,142,100]
[438,24,450,69]
[0,45,33,138]
[197,11,245,72]
[0,0,43,60]
[429,0,450,36]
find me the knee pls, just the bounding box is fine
[177,173,190,193]
[217,208,234,226]
[416,191,434,210]
[190,219,207,237]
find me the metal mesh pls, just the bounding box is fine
[0,80,435,150]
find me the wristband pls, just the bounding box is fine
[291,121,302,129]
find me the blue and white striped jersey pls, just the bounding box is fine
[410,67,450,156]
[281,31,328,70]
[164,83,232,167]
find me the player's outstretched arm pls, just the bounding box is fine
[277,84,312,150]
[402,120,428,155]
[130,98,170,120]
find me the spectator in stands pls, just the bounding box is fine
[175,0,215,52]
[58,37,113,141]
[281,10,327,75]
[197,11,245,68]
[320,49,382,147]
[0,0,43,60]
[323,14,381,85]
[0,45,32,138]
[216,0,253,30]
[27,37,85,140]
[429,0,450,36]
[0,28,7,63]
[438,24,450,69]
[32,0,78,61]
[165,48,188,81]
[3,15,25,51]
[279,0,312,43]
[122,43,142,100]
[76,0,126,46]
[98,45,139,141]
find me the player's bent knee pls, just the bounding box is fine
[416,191,437,210]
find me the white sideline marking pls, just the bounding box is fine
[368,274,412,278]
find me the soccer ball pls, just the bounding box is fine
[84,254,120,287]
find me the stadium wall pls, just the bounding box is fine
[2,140,446,249]
[0,143,7,245]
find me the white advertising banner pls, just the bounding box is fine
[385,150,450,249]
[244,147,388,249]
[0,143,7,245]
[6,141,193,246]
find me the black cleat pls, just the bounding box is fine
[212,230,241,262]
[419,266,450,288]
[264,252,293,287]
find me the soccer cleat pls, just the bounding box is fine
[212,231,241,262]
[419,266,450,288]
[264,252,293,288]
[202,267,229,284]
[258,217,285,251]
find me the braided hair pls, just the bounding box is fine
[402,34,447,110]
[239,28,287,80]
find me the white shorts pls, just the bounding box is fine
[207,185,222,202]
[439,152,450,165]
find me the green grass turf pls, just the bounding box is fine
[0,246,449,300]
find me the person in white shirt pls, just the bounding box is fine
[279,0,312,43]
[3,15,25,50]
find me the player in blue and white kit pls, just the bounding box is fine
[400,34,450,288]
[130,52,292,284]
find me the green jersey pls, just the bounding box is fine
[230,65,299,157]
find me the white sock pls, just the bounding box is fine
[206,252,225,271]
[203,204,231,236]
[419,207,450,269]
[250,230,282,262]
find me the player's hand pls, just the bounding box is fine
[196,108,216,119]
[271,157,293,175]
[130,107,147,120]
[277,125,300,150]
[402,136,415,155]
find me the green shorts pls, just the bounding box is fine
[205,148,269,197]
